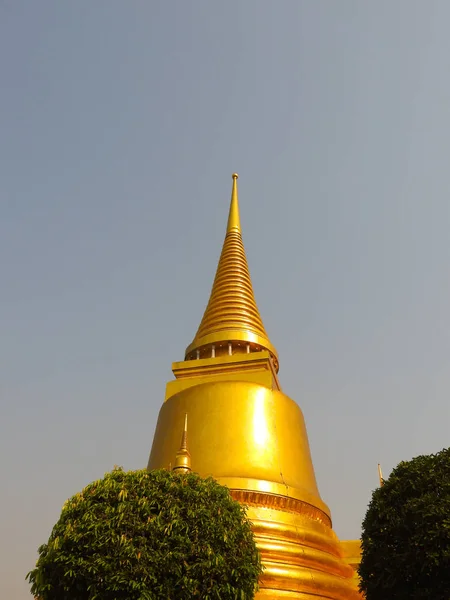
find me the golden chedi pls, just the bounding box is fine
[147,174,362,599]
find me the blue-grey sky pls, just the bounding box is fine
[2,1,450,597]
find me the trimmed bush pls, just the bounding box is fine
[359,447,450,600]
[27,468,262,599]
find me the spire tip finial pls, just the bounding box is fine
[184,412,188,433]
[227,172,241,233]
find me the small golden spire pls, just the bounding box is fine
[173,414,191,474]
[227,173,241,232]
[377,463,384,487]
[185,174,279,370]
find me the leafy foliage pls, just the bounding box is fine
[27,468,262,600]
[359,447,450,600]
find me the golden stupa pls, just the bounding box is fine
[147,174,362,599]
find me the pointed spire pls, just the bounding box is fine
[377,463,384,487]
[185,174,279,370]
[173,414,191,474]
[227,173,241,232]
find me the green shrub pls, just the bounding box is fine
[27,468,262,600]
[359,447,450,600]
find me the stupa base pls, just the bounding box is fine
[230,495,362,600]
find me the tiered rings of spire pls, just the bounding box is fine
[185,174,279,372]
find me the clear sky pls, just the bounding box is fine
[2,1,450,597]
